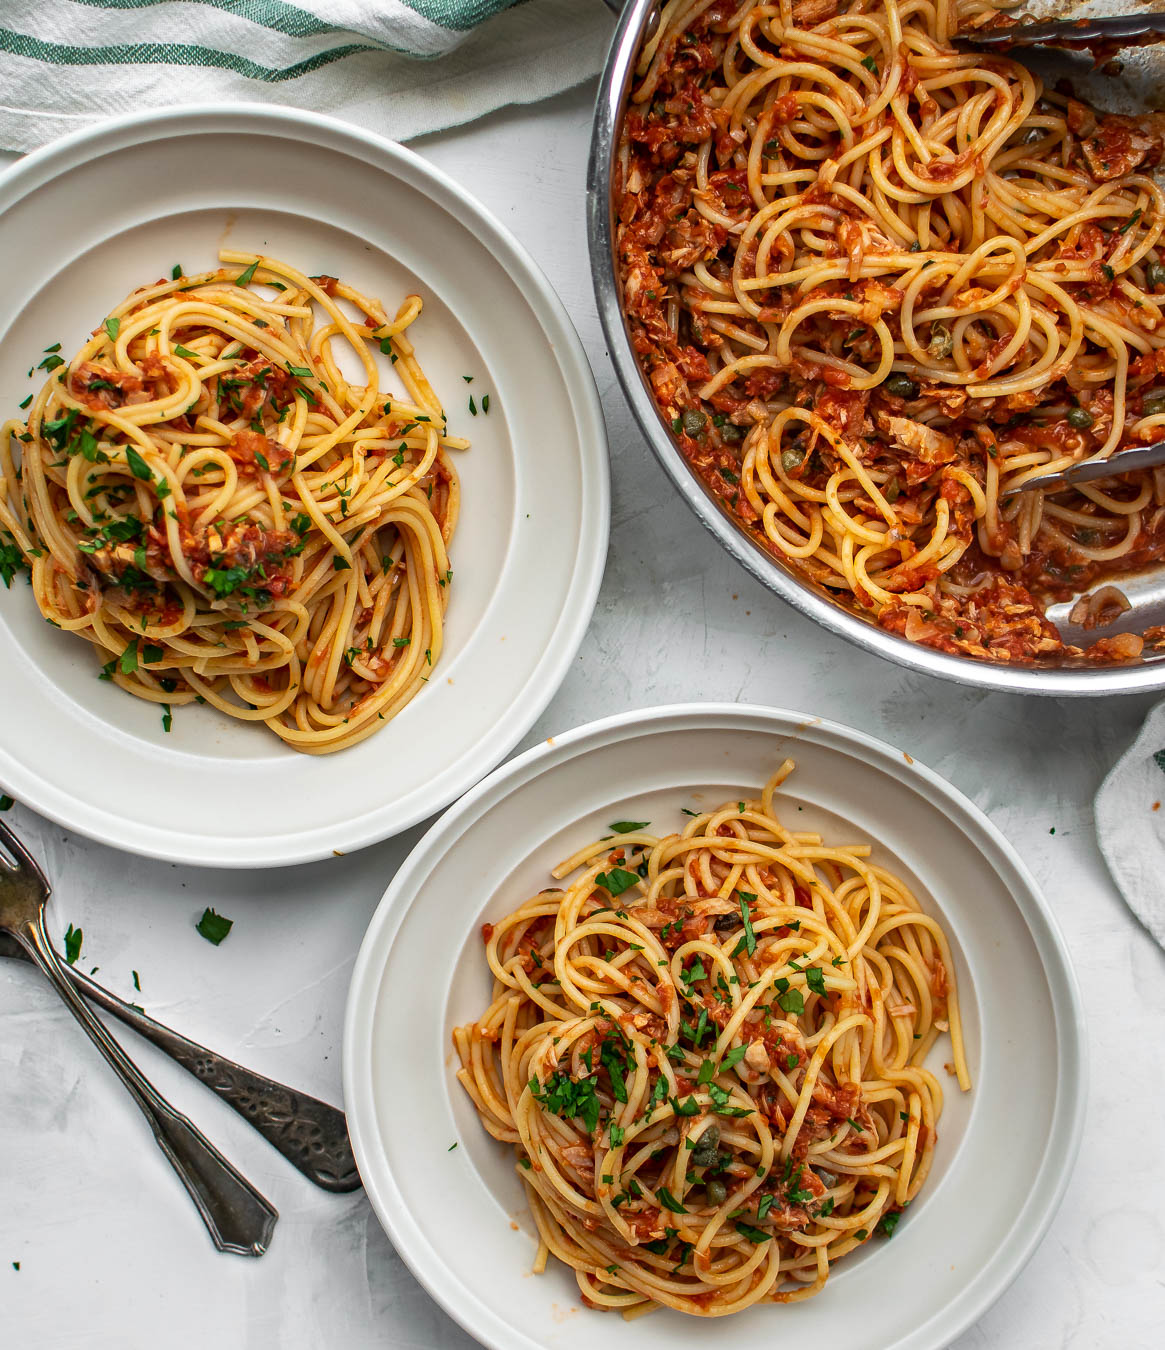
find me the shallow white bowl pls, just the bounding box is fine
[0,106,607,866]
[344,703,1085,1350]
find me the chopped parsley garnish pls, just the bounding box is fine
[235,259,260,286]
[392,637,411,648]
[332,556,351,572]
[594,867,638,897]
[730,891,757,958]
[806,967,826,996]
[124,446,152,480]
[656,1186,687,1214]
[103,317,120,342]
[877,1210,901,1237]
[203,565,253,597]
[160,704,173,733]
[721,1044,747,1070]
[286,363,312,378]
[681,958,707,988]
[735,1221,771,1244]
[172,344,200,360]
[609,820,649,833]
[777,987,805,1016]
[196,908,233,945]
[0,541,26,588]
[530,1070,599,1133]
[600,1035,631,1103]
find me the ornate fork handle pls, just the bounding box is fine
[67,965,360,1193]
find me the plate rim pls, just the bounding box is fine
[0,102,610,866]
[343,700,1087,1350]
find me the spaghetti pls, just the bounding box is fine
[616,0,1165,664]
[455,762,968,1317]
[0,251,465,753]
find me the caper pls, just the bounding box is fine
[682,408,708,435]
[704,1179,728,1207]
[1066,405,1094,429]
[690,1123,721,1169]
[882,372,920,400]
[1146,260,1165,291]
[721,422,745,443]
[780,446,805,474]
[927,323,953,360]
[1143,394,1165,418]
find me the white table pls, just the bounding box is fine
[2,82,1163,1350]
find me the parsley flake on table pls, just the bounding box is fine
[63,923,83,965]
[196,907,233,945]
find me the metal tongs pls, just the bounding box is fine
[1010,441,1165,494]
[960,11,1165,492]
[959,11,1165,53]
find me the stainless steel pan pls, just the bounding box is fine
[586,0,1165,695]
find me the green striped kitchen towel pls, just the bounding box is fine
[0,0,614,153]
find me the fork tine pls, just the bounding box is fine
[0,818,50,894]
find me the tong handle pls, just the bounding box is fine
[961,12,1165,50]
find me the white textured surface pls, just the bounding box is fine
[1,84,1163,1349]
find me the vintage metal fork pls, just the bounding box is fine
[0,819,278,1256]
[0,929,360,1193]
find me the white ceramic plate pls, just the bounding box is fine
[344,704,1085,1350]
[0,106,607,866]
